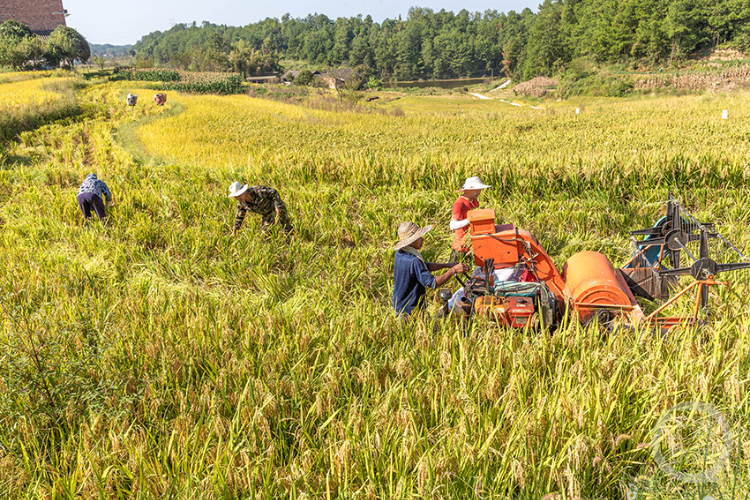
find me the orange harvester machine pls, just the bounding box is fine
[466,209,644,326]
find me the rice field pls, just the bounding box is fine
[0,73,73,107]
[1,77,750,499]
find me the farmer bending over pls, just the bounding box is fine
[450,176,491,262]
[393,221,469,317]
[228,182,293,235]
[77,173,112,223]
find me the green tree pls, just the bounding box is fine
[523,0,566,78]
[664,0,706,62]
[229,39,254,77]
[332,18,352,64]
[93,55,107,70]
[46,26,91,68]
[0,20,34,69]
[201,31,229,71]
[295,69,314,85]
[0,20,32,40]
[127,2,750,84]
[341,64,373,90]
[18,36,45,67]
[245,37,282,75]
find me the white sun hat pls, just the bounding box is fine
[228,181,249,198]
[458,176,491,191]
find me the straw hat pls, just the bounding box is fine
[458,176,491,191]
[394,221,433,250]
[228,181,249,198]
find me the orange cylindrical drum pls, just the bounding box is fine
[563,251,633,320]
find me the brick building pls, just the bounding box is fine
[0,0,67,36]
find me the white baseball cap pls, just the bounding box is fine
[228,181,249,198]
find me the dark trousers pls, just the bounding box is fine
[77,192,106,220]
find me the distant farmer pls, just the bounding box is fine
[77,173,112,223]
[393,221,469,317]
[154,93,166,106]
[450,176,491,262]
[126,93,138,106]
[228,182,293,235]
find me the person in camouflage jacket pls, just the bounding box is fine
[228,182,293,235]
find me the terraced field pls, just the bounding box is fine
[1,72,750,498]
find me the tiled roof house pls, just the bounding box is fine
[0,0,67,36]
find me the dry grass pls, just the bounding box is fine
[512,77,559,97]
[636,63,750,92]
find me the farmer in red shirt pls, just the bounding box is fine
[450,176,491,262]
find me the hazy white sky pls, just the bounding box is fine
[63,0,539,45]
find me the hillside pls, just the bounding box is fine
[90,43,132,57]
[132,1,750,82]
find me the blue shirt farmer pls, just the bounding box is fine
[392,250,437,316]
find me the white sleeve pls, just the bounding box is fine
[450,219,470,231]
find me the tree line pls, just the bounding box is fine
[132,0,750,81]
[0,21,90,69]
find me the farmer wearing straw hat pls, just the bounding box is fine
[449,176,491,262]
[228,182,293,235]
[393,221,469,317]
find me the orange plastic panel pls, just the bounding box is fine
[472,233,520,266]
[563,251,636,321]
[468,209,497,235]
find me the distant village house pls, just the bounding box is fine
[0,0,67,36]
[281,70,320,85]
[249,68,354,88]
[318,68,353,89]
[247,74,281,84]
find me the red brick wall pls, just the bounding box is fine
[0,0,67,34]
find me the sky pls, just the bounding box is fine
[63,0,539,45]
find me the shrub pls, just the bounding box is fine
[365,76,383,90]
[608,77,634,97]
[295,69,314,86]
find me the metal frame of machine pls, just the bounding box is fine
[441,195,750,329]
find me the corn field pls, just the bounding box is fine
[1,71,750,499]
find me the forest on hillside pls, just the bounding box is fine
[133,0,750,81]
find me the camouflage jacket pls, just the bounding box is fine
[233,185,286,230]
